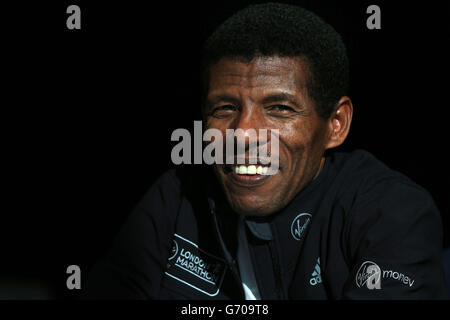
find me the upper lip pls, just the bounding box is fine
[224,157,272,166]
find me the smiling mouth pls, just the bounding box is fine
[233,164,269,175]
[221,163,278,187]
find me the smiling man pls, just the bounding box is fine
[205,56,344,217]
[86,3,447,299]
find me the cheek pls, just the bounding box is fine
[279,122,311,155]
[278,120,326,171]
[205,117,231,134]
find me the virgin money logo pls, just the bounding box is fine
[355,261,416,290]
[291,213,311,241]
[356,261,382,289]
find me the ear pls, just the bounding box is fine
[325,96,353,150]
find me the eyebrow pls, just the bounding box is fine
[260,92,297,104]
[260,92,304,110]
[206,94,240,107]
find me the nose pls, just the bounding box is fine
[229,104,271,157]
[232,103,262,133]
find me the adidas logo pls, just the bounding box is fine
[309,257,322,286]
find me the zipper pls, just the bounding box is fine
[268,227,287,299]
[208,198,244,298]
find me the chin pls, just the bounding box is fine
[228,197,278,217]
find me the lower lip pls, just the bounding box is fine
[228,170,274,187]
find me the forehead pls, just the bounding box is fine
[208,56,310,95]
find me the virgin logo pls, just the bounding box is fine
[356,261,382,289]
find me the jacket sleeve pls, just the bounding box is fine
[342,181,447,299]
[84,170,180,299]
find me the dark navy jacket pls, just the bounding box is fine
[86,150,447,299]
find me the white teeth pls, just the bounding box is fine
[256,166,263,175]
[238,165,247,174]
[247,165,256,174]
[234,165,269,175]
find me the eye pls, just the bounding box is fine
[209,105,237,118]
[266,105,296,114]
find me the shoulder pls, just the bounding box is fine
[328,149,441,239]
[327,149,435,207]
[134,168,181,212]
[332,150,443,256]
[328,149,407,187]
[134,166,216,220]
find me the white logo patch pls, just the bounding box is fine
[165,234,226,297]
[355,260,416,290]
[291,213,312,241]
[356,261,382,289]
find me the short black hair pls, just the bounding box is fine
[202,2,349,119]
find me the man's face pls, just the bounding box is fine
[204,56,331,216]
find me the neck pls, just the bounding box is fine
[313,156,326,180]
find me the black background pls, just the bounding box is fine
[2,0,449,299]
